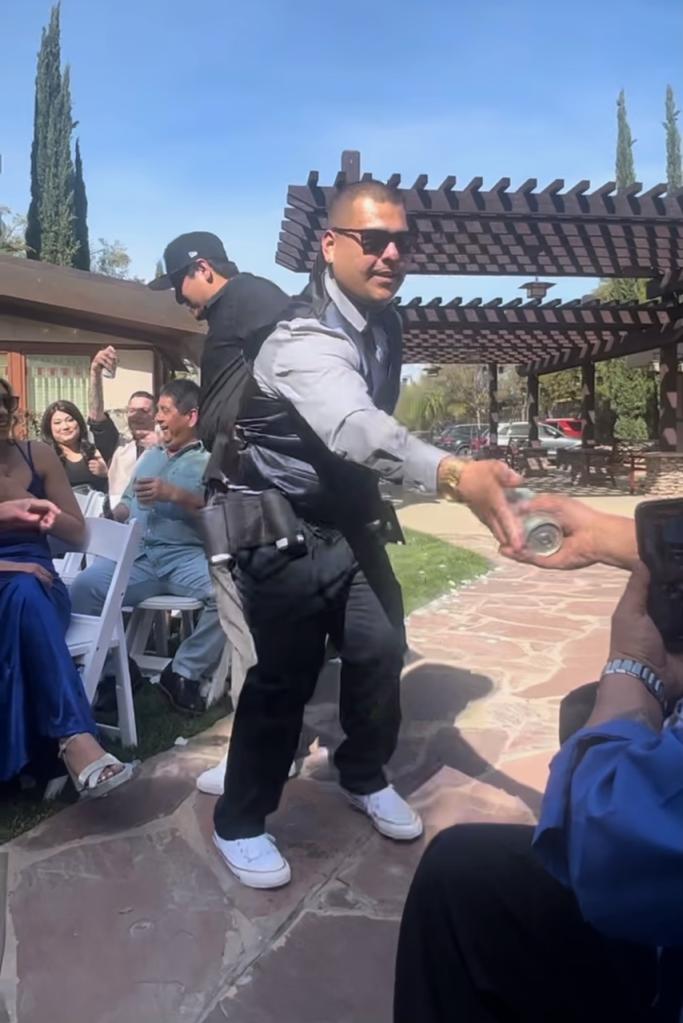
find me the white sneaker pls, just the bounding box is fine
[345,784,423,841]
[196,755,227,795]
[212,832,291,889]
[197,755,300,796]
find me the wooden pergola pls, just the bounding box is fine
[276,151,683,451]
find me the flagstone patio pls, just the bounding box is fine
[0,499,632,1023]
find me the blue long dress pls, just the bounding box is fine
[0,442,97,781]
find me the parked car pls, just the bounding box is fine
[496,421,581,460]
[544,417,583,439]
[431,423,484,456]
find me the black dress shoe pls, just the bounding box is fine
[158,664,206,716]
[93,658,145,714]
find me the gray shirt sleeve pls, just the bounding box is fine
[252,319,445,493]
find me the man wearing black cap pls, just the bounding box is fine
[149,232,289,715]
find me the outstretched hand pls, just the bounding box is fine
[442,458,525,550]
[499,494,637,571]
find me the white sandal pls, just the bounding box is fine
[59,737,135,799]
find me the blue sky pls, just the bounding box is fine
[2,0,682,307]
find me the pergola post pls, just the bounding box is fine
[527,372,540,446]
[659,342,678,452]
[488,362,499,446]
[581,362,596,447]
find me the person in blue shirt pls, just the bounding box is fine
[394,497,683,1023]
[70,378,225,715]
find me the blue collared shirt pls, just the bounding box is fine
[120,441,208,572]
[534,716,683,947]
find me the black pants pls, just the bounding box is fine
[395,823,683,1023]
[214,523,406,839]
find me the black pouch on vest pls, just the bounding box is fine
[366,499,406,545]
[198,488,306,563]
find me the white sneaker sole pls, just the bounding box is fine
[196,770,224,796]
[212,833,292,889]
[197,759,301,797]
[346,793,424,841]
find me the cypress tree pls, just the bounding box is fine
[664,85,682,191]
[26,4,62,259]
[72,138,90,269]
[40,64,77,265]
[615,89,636,190]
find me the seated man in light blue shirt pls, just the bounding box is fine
[70,379,224,716]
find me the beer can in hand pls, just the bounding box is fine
[506,487,563,557]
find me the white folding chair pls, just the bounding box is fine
[126,596,231,707]
[65,517,142,747]
[74,489,106,517]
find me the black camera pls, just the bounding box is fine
[636,499,683,652]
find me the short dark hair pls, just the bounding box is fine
[327,180,405,225]
[159,378,200,414]
[128,390,155,405]
[185,258,239,282]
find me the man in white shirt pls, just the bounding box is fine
[87,346,158,501]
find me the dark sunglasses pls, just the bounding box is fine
[330,227,416,257]
[170,260,202,304]
[0,394,19,412]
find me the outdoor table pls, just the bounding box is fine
[558,447,618,486]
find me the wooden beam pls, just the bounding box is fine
[581,362,596,447]
[488,363,499,445]
[659,343,678,451]
[527,373,540,445]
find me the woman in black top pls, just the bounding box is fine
[41,400,109,494]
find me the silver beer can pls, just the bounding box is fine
[506,487,563,557]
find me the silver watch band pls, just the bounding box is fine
[601,657,669,714]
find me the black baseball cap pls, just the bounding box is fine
[148,231,239,290]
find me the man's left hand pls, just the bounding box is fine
[138,431,159,451]
[134,477,175,505]
[439,457,524,550]
[610,563,683,704]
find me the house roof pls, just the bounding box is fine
[0,255,205,369]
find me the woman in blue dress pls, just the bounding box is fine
[0,378,133,796]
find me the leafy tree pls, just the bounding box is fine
[539,368,582,416]
[0,209,28,256]
[395,379,448,431]
[91,238,132,278]
[665,85,682,191]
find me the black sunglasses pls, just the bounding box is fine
[0,394,19,413]
[171,261,203,304]
[330,227,416,257]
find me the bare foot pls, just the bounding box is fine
[60,733,123,785]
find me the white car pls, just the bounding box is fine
[497,422,581,459]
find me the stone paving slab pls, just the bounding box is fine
[1,498,630,1022]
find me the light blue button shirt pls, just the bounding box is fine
[120,441,208,572]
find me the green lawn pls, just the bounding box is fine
[0,529,488,844]
[390,528,488,615]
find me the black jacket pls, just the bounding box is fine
[198,273,289,476]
